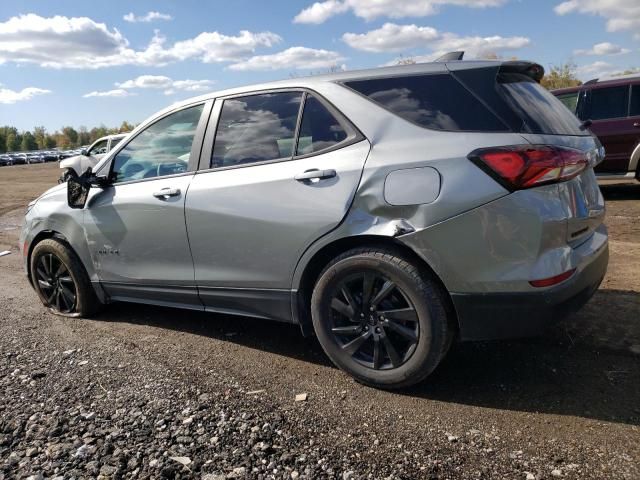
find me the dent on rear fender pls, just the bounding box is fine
[399,184,574,293]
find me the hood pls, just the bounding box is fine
[59,154,84,169]
[60,154,100,174]
[35,183,67,203]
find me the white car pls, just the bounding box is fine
[59,134,127,181]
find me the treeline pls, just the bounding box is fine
[0,122,135,153]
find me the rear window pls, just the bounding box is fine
[496,73,586,135]
[344,74,508,132]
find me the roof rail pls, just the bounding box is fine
[435,51,464,62]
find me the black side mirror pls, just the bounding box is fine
[67,167,110,209]
[81,149,88,156]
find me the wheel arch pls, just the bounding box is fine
[293,234,458,338]
[27,230,107,303]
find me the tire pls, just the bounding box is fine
[30,238,101,317]
[311,247,452,389]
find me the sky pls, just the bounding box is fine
[0,0,639,131]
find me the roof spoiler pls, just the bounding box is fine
[498,61,545,83]
[435,51,464,62]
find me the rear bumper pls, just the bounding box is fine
[452,235,609,341]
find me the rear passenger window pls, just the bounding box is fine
[587,86,629,120]
[296,95,347,155]
[212,92,302,168]
[630,85,640,117]
[345,74,508,132]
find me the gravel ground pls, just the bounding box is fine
[0,163,639,479]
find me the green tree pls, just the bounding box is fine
[45,136,57,149]
[118,121,135,133]
[0,133,6,153]
[21,131,38,151]
[78,126,91,146]
[540,62,582,90]
[6,132,20,151]
[33,126,47,150]
[62,126,79,148]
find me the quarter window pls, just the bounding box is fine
[587,86,629,120]
[297,95,347,155]
[112,104,203,183]
[212,92,302,168]
[345,74,508,132]
[630,85,640,117]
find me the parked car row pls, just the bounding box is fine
[0,140,120,168]
[552,72,640,182]
[0,149,78,167]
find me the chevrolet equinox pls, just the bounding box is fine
[21,60,609,388]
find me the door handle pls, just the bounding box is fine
[153,187,181,199]
[294,169,337,183]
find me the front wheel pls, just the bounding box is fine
[311,248,453,389]
[30,238,101,317]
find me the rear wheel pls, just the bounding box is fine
[30,238,101,317]
[311,247,452,389]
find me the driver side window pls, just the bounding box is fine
[112,104,204,183]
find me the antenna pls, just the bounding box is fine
[434,51,464,62]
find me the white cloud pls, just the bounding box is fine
[294,0,507,24]
[228,47,345,71]
[343,23,438,52]
[573,42,630,56]
[343,23,530,59]
[0,14,281,69]
[83,89,132,98]
[575,61,616,80]
[123,11,172,23]
[293,0,349,24]
[0,86,50,104]
[554,0,640,34]
[169,79,215,92]
[431,33,530,57]
[114,75,215,96]
[117,75,173,89]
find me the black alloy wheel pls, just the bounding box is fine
[329,270,419,370]
[34,252,77,314]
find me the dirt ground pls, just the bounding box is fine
[0,162,638,479]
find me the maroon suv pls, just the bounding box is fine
[553,75,640,182]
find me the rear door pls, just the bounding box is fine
[185,90,369,319]
[583,84,635,173]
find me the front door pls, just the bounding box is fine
[84,102,209,308]
[185,91,369,320]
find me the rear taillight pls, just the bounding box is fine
[469,145,588,190]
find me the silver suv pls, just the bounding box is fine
[21,60,609,388]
